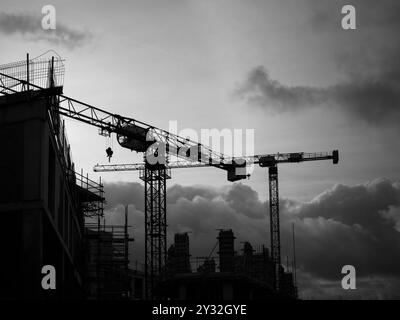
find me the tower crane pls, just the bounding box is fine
[1,56,339,297]
[0,56,257,298]
[94,150,339,292]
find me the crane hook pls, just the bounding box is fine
[106,147,113,162]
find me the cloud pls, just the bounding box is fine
[101,182,269,275]
[235,66,325,114]
[167,184,219,204]
[235,64,400,126]
[280,178,400,292]
[0,12,91,49]
[236,1,400,127]
[297,272,400,300]
[102,179,400,299]
[104,181,144,212]
[222,183,266,219]
[380,206,400,233]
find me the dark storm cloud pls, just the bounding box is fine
[235,66,325,113]
[167,184,218,204]
[281,178,400,283]
[235,64,400,126]
[222,183,266,219]
[103,179,400,298]
[104,182,144,211]
[105,182,268,231]
[236,0,400,127]
[102,182,270,274]
[297,178,400,228]
[0,12,91,49]
[297,272,400,300]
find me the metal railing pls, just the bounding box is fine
[0,55,65,95]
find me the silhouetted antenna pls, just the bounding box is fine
[292,223,297,286]
[26,53,29,92]
[286,255,289,272]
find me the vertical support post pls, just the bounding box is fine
[286,256,289,272]
[142,163,169,300]
[149,167,154,296]
[26,53,30,92]
[125,204,129,270]
[292,223,297,297]
[125,205,129,298]
[144,167,148,300]
[96,203,101,299]
[50,56,55,88]
[163,169,167,269]
[268,165,281,292]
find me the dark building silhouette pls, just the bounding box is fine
[128,267,145,300]
[0,90,90,298]
[197,258,216,273]
[0,57,300,301]
[217,229,236,273]
[167,233,191,274]
[85,224,133,299]
[159,230,297,300]
[0,86,133,299]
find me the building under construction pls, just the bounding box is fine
[0,54,331,300]
[159,230,297,300]
[0,57,133,299]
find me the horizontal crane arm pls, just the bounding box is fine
[94,150,339,177]
[0,72,231,167]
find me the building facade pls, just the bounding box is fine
[0,89,92,298]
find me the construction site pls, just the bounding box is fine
[0,54,338,300]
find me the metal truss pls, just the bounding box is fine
[140,164,171,299]
[268,166,280,291]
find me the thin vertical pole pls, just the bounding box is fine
[125,205,129,296]
[286,256,289,272]
[292,223,297,286]
[158,169,162,276]
[125,205,129,267]
[26,53,30,92]
[51,56,55,87]
[163,169,167,269]
[97,193,101,299]
[144,167,148,300]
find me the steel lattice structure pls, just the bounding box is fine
[139,165,171,299]
[1,55,339,295]
[0,57,235,299]
[268,166,280,291]
[95,150,339,292]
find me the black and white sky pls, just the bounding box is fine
[1,0,399,299]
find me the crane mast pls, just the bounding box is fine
[0,68,235,299]
[1,59,339,297]
[1,67,249,299]
[94,150,339,292]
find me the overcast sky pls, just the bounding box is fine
[1,0,399,299]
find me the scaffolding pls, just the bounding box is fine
[84,207,134,299]
[76,170,105,218]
